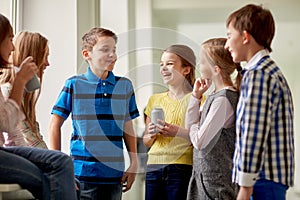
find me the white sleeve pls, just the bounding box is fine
[0,90,24,133]
[189,96,234,150]
[185,95,202,129]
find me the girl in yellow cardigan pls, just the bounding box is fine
[143,44,196,200]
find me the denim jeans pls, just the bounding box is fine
[79,182,122,200]
[145,164,192,200]
[251,179,288,200]
[0,147,77,200]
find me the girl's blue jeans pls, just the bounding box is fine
[145,164,192,200]
[0,146,77,200]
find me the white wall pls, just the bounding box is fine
[0,0,11,18]
[273,22,300,193]
[21,0,77,154]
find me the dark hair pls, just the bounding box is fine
[201,38,242,92]
[0,13,13,67]
[226,4,275,52]
[82,27,117,51]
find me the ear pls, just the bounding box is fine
[242,30,251,45]
[214,65,221,74]
[82,49,90,60]
[183,66,191,76]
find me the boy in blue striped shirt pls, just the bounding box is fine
[49,27,139,200]
[225,4,294,200]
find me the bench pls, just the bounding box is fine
[0,184,34,200]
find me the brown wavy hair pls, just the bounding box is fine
[82,27,117,51]
[12,31,48,133]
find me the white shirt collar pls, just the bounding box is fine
[244,49,269,70]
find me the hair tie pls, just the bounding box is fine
[237,66,243,72]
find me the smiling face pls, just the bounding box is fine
[224,22,247,63]
[0,29,14,64]
[39,45,50,77]
[160,51,190,86]
[84,36,117,74]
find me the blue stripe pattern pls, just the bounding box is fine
[51,67,139,183]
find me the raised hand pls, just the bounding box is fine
[17,56,38,83]
[10,56,38,106]
[192,78,212,99]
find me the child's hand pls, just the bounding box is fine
[148,122,156,134]
[121,167,136,192]
[147,122,158,137]
[192,78,212,99]
[17,56,38,83]
[156,120,179,137]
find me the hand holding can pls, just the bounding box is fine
[151,107,165,134]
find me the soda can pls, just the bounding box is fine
[25,74,40,92]
[151,107,165,133]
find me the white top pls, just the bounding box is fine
[0,88,24,146]
[185,88,236,150]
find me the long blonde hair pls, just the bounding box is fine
[201,38,242,92]
[12,31,48,132]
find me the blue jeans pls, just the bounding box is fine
[145,164,192,200]
[251,179,288,200]
[0,147,77,200]
[79,182,122,200]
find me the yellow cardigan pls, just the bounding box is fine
[145,92,193,165]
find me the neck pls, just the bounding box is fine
[168,85,190,100]
[246,45,265,62]
[213,76,233,93]
[91,68,109,80]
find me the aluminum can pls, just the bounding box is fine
[151,107,165,127]
[25,74,40,92]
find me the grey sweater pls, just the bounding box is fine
[187,89,238,200]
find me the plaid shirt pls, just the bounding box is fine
[233,50,294,187]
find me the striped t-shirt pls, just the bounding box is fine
[51,67,139,184]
